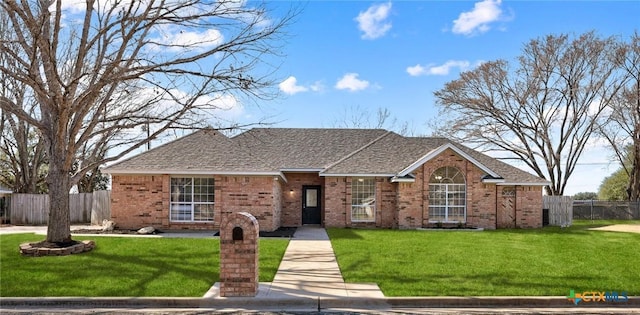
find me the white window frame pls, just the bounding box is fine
[428,167,466,223]
[170,176,215,222]
[351,178,376,222]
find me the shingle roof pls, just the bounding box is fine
[103,129,277,174]
[232,128,388,169]
[321,132,448,175]
[103,127,549,185]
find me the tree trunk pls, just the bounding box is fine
[45,146,72,244]
[629,133,640,201]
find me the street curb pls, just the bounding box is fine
[384,296,640,308]
[1,296,638,310]
[0,297,317,311]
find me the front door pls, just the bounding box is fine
[302,186,321,224]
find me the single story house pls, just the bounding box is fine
[103,128,549,231]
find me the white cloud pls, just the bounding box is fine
[59,0,86,13]
[279,76,309,95]
[406,60,471,76]
[310,81,325,92]
[452,0,503,36]
[355,2,393,40]
[335,73,370,92]
[151,28,224,52]
[406,64,427,77]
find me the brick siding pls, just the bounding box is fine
[280,173,323,227]
[111,174,281,232]
[110,151,543,231]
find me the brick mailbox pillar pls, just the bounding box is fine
[219,212,259,297]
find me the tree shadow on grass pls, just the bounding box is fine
[0,236,218,297]
[325,228,365,240]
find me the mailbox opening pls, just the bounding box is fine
[232,226,244,241]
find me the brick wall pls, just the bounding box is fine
[324,176,395,228]
[110,157,543,231]
[378,178,396,228]
[111,174,167,230]
[111,174,280,231]
[280,173,323,227]
[216,176,279,231]
[515,185,543,228]
[324,177,347,228]
[397,148,497,230]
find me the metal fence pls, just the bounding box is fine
[8,190,111,225]
[573,200,640,220]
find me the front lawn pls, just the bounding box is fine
[0,234,288,297]
[328,220,640,297]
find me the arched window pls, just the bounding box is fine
[428,166,466,222]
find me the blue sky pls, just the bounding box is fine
[221,0,637,195]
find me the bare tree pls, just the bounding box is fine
[433,32,626,195]
[0,0,294,245]
[330,105,414,135]
[0,13,47,193]
[598,32,640,201]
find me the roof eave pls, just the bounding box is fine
[280,168,324,173]
[104,169,287,181]
[391,176,416,183]
[320,173,396,177]
[497,182,551,186]
[482,178,506,183]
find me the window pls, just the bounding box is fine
[428,167,466,222]
[170,177,214,222]
[351,178,375,222]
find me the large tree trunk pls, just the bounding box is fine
[629,130,640,201]
[45,140,72,244]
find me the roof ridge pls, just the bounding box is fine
[321,130,395,173]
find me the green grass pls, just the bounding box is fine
[328,220,640,297]
[0,234,288,297]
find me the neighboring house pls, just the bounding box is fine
[0,185,12,224]
[103,128,549,231]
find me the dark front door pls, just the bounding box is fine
[302,186,321,224]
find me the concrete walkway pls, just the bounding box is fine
[204,226,384,300]
[589,224,640,234]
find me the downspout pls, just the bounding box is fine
[514,185,518,228]
[495,184,498,229]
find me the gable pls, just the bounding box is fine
[398,142,500,179]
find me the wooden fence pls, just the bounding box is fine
[9,190,111,225]
[543,195,573,227]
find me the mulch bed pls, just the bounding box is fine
[214,226,297,238]
[73,226,298,237]
[71,229,156,235]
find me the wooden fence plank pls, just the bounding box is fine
[544,195,573,227]
[91,190,111,225]
[9,191,111,225]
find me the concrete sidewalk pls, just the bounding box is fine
[204,226,385,301]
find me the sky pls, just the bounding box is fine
[217,0,638,196]
[54,0,639,195]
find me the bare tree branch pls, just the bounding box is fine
[433,32,627,195]
[0,0,297,243]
